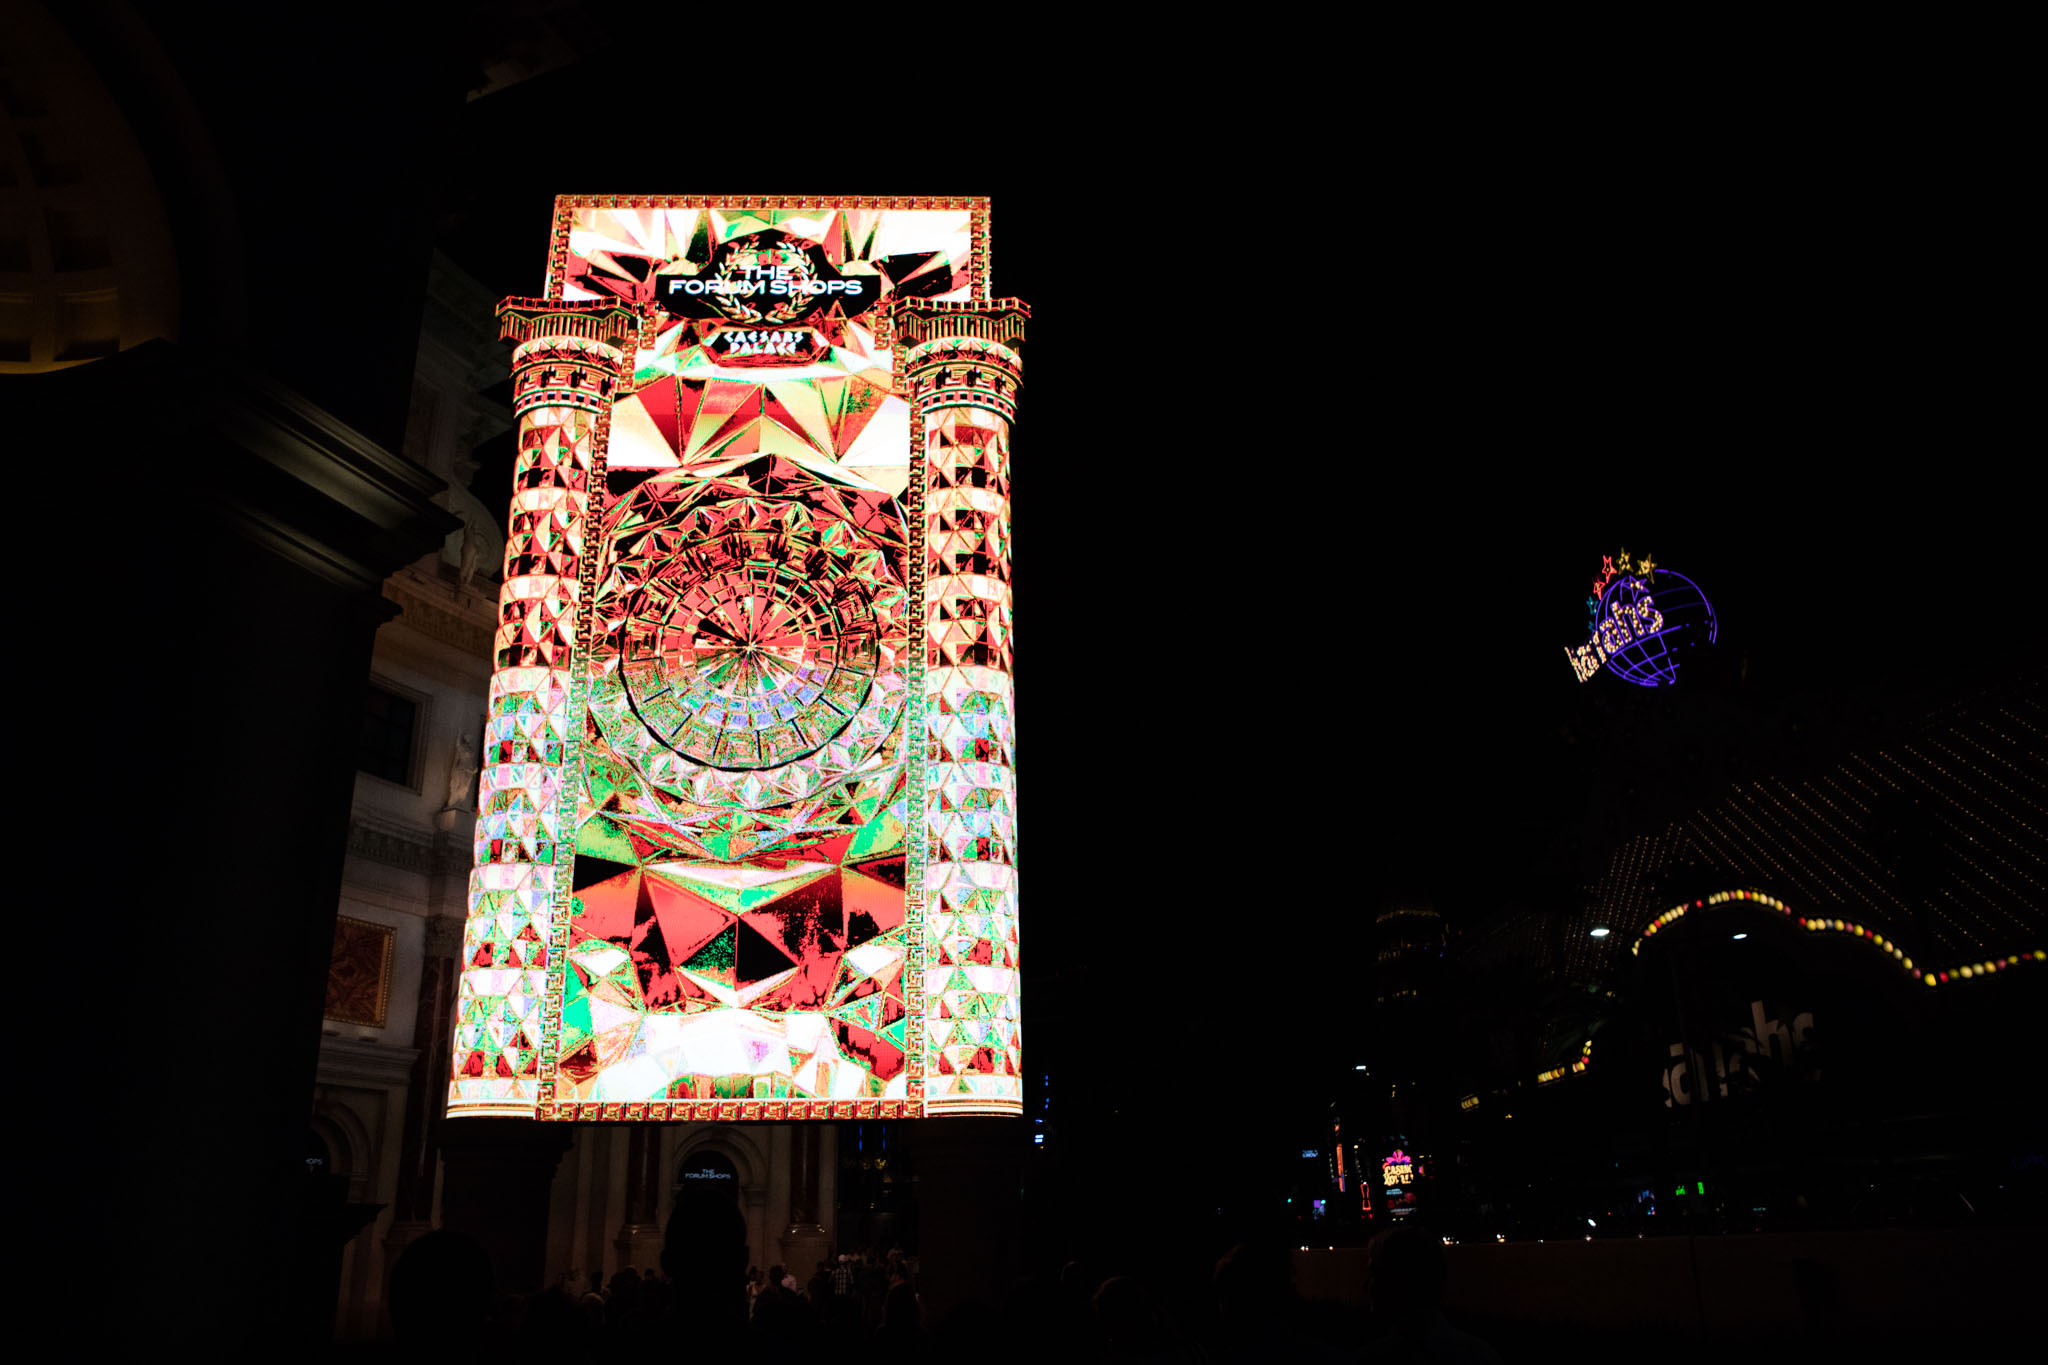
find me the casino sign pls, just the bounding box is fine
[1565,549,1716,687]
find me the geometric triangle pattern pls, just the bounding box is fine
[925,407,1013,675]
[454,346,629,1112]
[549,823,915,1105]
[544,396,919,1112]
[920,400,1021,1111]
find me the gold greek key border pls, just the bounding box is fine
[902,317,930,1116]
[528,294,929,1119]
[536,322,643,1117]
[543,1099,913,1122]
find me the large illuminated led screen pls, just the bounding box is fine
[452,198,1025,1119]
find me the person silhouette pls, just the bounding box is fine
[1361,1225,1500,1364]
[1212,1241,1351,1364]
[387,1228,498,1358]
[874,1281,926,1353]
[655,1183,753,1355]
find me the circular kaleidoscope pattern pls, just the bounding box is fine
[590,474,911,819]
[622,532,879,770]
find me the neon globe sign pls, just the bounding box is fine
[1565,550,1716,687]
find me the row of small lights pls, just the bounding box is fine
[1436,1227,1646,1247]
[1611,888,2044,987]
[1536,1037,1595,1087]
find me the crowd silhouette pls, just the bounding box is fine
[378,1192,1499,1363]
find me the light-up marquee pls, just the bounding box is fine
[1381,1150,1421,1217]
[1564,549,1716,687]
[451,197,1024,1120]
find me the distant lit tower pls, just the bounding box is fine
[1372,897,1445,1127]
[1374,899,1446,1008]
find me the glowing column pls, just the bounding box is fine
[898,299,1028,1115]
[448,298,645,1116]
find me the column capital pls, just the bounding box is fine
[897,300,1029,423]
[495,297,650,351]
[892,297,1030,347]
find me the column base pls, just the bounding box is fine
[382,1218,435,1267]
[779,1224,832,1285]
[613,1222,665,1276]
[438,1118,572,1293]
[912,1117,1027,1321]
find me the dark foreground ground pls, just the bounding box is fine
[315,1225,2035,1362]
[1297,1228,2037,1361]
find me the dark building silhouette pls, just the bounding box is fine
[1375,900,1446,1008]
[1573,677,2045,978]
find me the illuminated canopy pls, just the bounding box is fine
[450,197,1025,1120]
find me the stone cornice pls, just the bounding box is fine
[199,353,453,537]
[347,818,437,874]
[317,1036,420,1089]
[384,561,497,660]
[219,500,394,594]
[50,342,462,591]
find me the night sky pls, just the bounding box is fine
[430,61,2038,1126]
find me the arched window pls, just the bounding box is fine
[675,1149,740,1202]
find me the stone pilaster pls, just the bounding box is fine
[612,1123,666,1272]
[384,913,464,1264]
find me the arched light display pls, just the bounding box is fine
[1536,1037,1594,1087]
[1565,549,1716,687]
[1629,887,2045,988]
[450,197,1026,1120]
